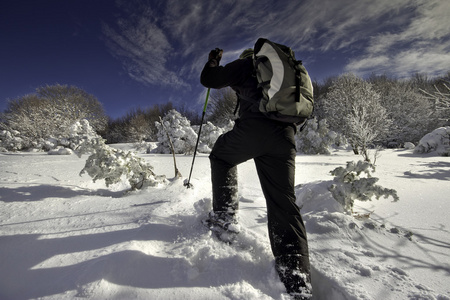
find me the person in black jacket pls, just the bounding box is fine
[200,47,312,299]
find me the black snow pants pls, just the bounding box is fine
[209,117,311,295]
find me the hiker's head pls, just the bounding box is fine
[239,48,254,59]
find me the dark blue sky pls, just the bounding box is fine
[1,0,449,119]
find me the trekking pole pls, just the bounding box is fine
[184,88,211,188]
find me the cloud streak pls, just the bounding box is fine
[102,1,190,89]
[345,1,450,78]
[103,0,450,91]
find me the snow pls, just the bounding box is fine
[1,147,449,300]
[414,127,450,156]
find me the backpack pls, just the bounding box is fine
[242,38,314,124]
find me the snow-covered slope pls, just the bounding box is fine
[1,148,449,299]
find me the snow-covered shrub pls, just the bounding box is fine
[43,138,58,151]
[79,142,165,189]
[404,142,415,150]
[154,110,197,154]
[414,127,450,156]
[329,161,399,212]
[220,119,235,133]
[0,130,23,151]
[40,119,99,154]
[0,118,103,154]
[296,117,340,154]
[192,120,234,154]
[68,119,100,151]
[133,141,158,154]
[48,147,73,155]
[198,121,224,153]
[73,120,166,190]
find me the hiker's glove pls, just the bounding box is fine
[208,48,223,63]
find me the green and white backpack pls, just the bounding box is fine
[242,38,314,124]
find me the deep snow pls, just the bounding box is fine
[0,147,449,300]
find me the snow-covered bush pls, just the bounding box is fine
[414,127,450,156]
[73,119,166,190]
[37,119,100,155]
[48,147,73,155]
[0,130,23,151]
[404,142,415,150]
[154,110,197,154]
[198,121,224,153]
[221,119,235,133]
[68,119,100,151]
[0,118,104,154]
[79,141,165,190]
[329,161,399,212]
[296,117,341,154]
[194,120,234,153]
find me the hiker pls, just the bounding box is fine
[200,46,312,299]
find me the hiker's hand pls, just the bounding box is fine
[208,48,223,63]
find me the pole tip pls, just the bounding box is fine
[183,179,193,189]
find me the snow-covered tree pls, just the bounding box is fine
[295,117,342,154]
[323,74,391,161]
[421,83,450,126]
[0,84,107,151]
[207,87,238,127]
[0,94,51,150]
[414,127,450,157]
[36,84,107,131]
[370,75,436,146]
[103,103,175,144]
[154,109,197,154]
[329,160,399,213]
[126,112,153,143]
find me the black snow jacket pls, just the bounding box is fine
[200,57,265,120]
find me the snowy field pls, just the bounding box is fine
[0,146,449,300]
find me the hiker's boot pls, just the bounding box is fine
[275,254,312,300]
[203,211,240,243]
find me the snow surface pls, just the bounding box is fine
[1,147,449,300]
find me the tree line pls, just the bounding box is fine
[1,72,449,152]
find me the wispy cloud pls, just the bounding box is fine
[102,1,190,89]
[344,1,450,78]
[103,0,450,91]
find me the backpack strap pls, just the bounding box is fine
[291,59,304,103]
[233,93,240,115]
[295,63,301,103]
